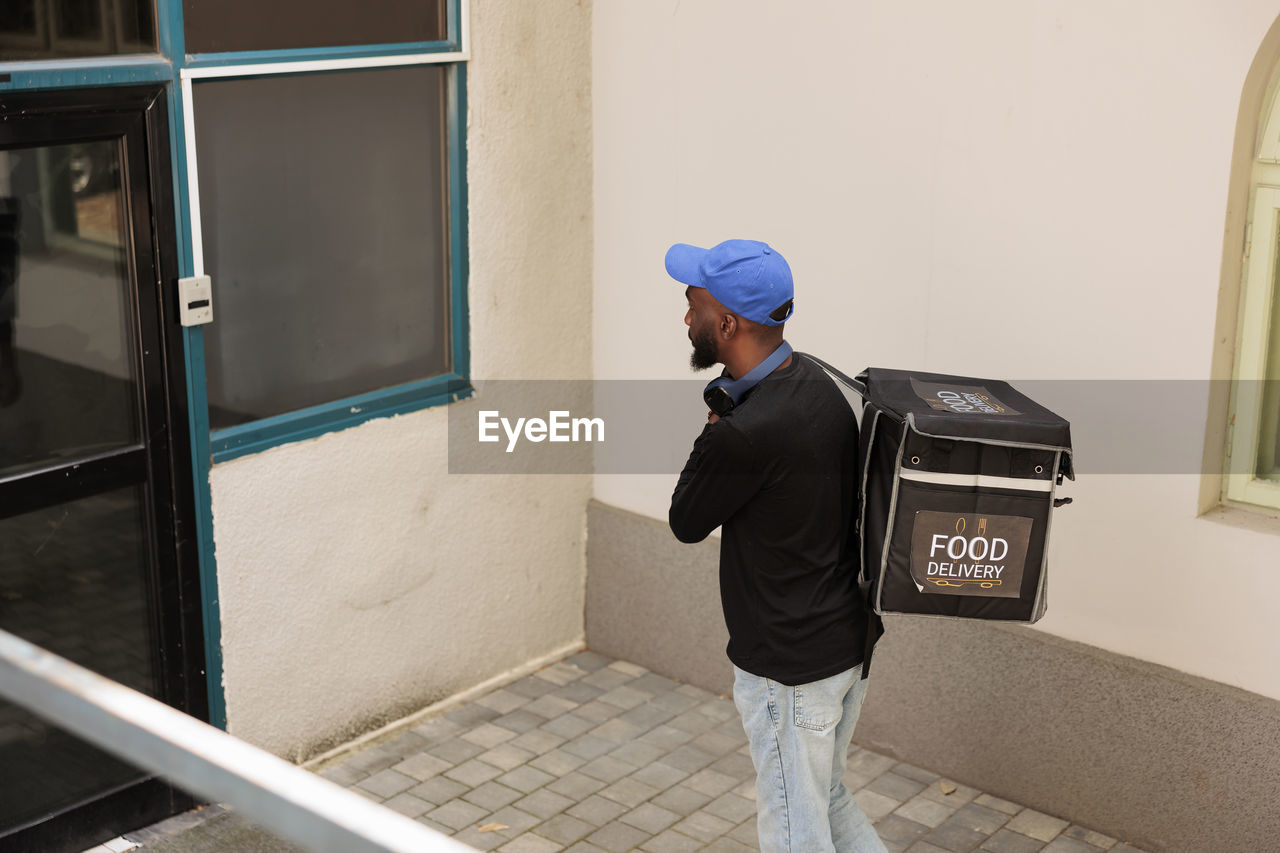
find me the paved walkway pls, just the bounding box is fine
[96,651,1150,853]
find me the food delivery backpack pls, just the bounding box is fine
[804,357,1075,623]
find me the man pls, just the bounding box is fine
[666,238,886,853]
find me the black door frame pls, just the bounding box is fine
[0,84,207,853]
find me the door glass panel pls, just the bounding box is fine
[0,0,157,61]
[1257,223,1280,482]
[182,0,444,54]
[0,485,156,829]
[0,143,139,476]
[193,67,451,428]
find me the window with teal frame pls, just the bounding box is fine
[179,2,472,462]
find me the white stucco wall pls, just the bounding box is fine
[212,0,593,760]
[593,1,1280,700]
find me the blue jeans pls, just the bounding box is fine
[733,663,887,853]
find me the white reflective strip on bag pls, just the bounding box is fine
[898,469,1053,493]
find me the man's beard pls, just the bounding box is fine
[689,325,719,371]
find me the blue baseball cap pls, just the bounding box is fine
[665,239,795,326]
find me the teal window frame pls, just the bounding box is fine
[1,0,472,729]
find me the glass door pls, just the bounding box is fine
[0,86,206,853]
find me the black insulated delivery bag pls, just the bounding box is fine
[826,364,1074,623]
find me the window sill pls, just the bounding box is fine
[210,373,472,463]
[1198,498,1280,536]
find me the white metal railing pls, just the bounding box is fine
[0,628,476,852]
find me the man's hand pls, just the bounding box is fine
[707,410,721,425]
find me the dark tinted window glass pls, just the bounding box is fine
[183,0,446,54]
[0,142,139,475]
[0,0,156,61]
[193,67,451,429]
[0,486,156,830]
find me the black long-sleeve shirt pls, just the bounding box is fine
[669,353,871,685]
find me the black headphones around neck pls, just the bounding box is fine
[702,341,793,417]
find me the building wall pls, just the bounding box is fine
[211,0,594,761]
[590,2,1280,849]
[592,0,1280,701]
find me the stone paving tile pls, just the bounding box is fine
[727,816,757,845]
[639,723,696,750]
[382,792,432,818]
[530,747,588,777]
[445,758,504,787]
[641,829,705,852]
[480,742,538,771]
[876,813,932,847]
[464,722,520,749]
[411,715,465,744]
[510,727,568,756]
[683,768,739,799]
[588,819,654,852]
[921,812,991,852]
[981,828,1047,853]
[701,839,754,852]
[1062,824,1117,848]
[591,717,646,744]
[595,776,660,808]
[428,737,484,765]
[535,813,595,845]
[356,768,416,798]
[609,739,666,768]
[578,754,636,784]
[485,805,542,839]
[407,774,469,805]
[565,842,608,853]
[896,790,961,828]
[619,802,681,834]
[650,784,713,816]
[660,744,717,773]
[525,694,582,719]
[498,833,561,853]
[317,762,365,786]
[905,841,953,853]
[568,794,629,827]
[463,780,524,812]
[124,650,1155,853]
[703,792,755,825]
[426,797,489,831]
[476,688,530,714]
[578,699,628,723]
[1042,837,1107,853]
[446,702,502,728]
[1005,808,1072,842]
[391,751,453,781]
[547,770,608,801]
[453,825,508,851]
[853,787,903,821]
[671,810,736,843]
[975,792,1024,816]
[554,685,608,709]
[630,760,689,792]
[494,709,551,734]
[541,712,597,739]
[498,764,558,794]
[868,770,929,802]
[513,787,576,820]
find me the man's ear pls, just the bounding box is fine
[718,312,738,340]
